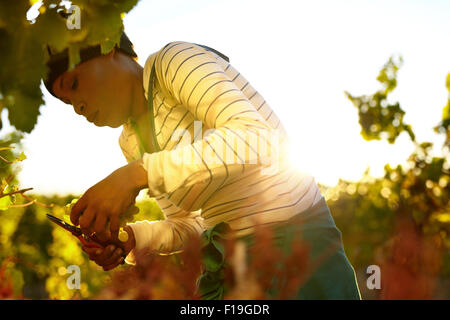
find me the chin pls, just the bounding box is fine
[109,123,123,128]
[101,119,126,128]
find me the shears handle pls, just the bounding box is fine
[77,234,104,249]
[77,234,126,264]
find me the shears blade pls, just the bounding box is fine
[46,214,81,236]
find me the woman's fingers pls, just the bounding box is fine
[102,248,125,271]
[82,244,114,264]
[81,243,125,272]
[102,247,124,267]
[79,206,96,235]
[103,258,124,271]
[93,213,108,241]
[109,216,120,241]
[81,246,95,255]
[82,245,103,260]
[70,197,87,225]
[95,244,115,262]
[99,245,118,265]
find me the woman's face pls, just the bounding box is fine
[52,50,137,128]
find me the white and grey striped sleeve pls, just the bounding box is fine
[141,41,278,212]
[126,205,204,261]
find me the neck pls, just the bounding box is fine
[128,62,153,152]
[130,64,148,122]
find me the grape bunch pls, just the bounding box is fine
[64,198,138,242]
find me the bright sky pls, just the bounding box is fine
[1,0,449,197]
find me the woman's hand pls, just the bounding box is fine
[82,226,136,271]
[70,159,148,241]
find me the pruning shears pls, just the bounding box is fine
[46,213,126,263]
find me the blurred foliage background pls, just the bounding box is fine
[0,0,449,300]
[1,56,448,300]
[327,59,450,299]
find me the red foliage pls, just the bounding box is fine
[0,257,23,300]
[98,222,311,300]
[379,218,443,300]
[97,235,203,299]
[224,223,310,299]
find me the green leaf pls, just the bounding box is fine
[6,90,43,133]
[100,39,116,55]
[347,56,415,144]
[0,195,12,210]
[197,270,225,300]
[0,0,140,134]
[68,44,81,71]
[34,9,70,53]
[16,152,26,161]
[202,242,224,273]
[446,73,450,92]
[443,103,450,120]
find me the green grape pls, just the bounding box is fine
[118,230,129,242]
[64,198,80,216]
[118,205,139,242]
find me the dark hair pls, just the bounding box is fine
[44,32,138,98]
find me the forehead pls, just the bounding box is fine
[50,52,131,101]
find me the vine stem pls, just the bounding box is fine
[0,188,54,208]
[21,193,54,208]
[1,174,14,193]
[0,187,33,198]
[8,200,36,208]
[0,154,13,164]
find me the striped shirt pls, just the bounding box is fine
[119,41,323,259]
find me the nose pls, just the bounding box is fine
[73,103,85,115]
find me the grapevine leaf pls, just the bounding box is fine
[6,90,43,133]
[68,44,81,71]
[0,0,141,134]
[16,152,27,162]
[0,195,12,211]
[446,72,450,92]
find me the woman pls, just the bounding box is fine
[44,33,360,299]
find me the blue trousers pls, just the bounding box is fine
[241,197,361,300]
[198,197,361,300]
